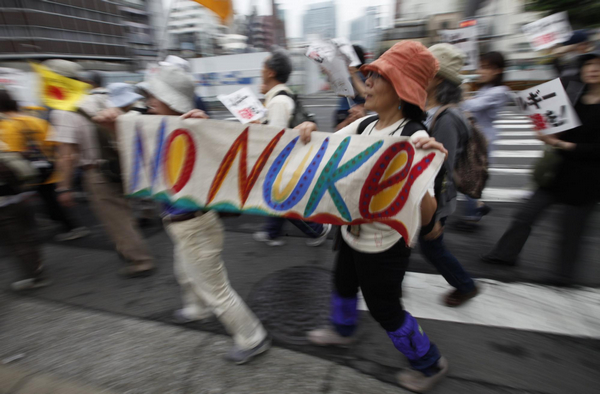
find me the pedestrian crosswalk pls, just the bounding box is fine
[482,109,543,202]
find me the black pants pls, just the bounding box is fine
[487,188,595,281]
[37,183,76,232]
[0,199,42,279]
[334,236,411,332]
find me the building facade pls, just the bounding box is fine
[116,0,160,65]
[349,7,381,56]
[167,0,221,57]
[303,1,337,41]
[0,0,129,61]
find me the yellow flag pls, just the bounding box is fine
[31,63,90,112]
[192,0,233,24]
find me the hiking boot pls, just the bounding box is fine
[307,326,357,347]
[54,227,90,242]
[225,336,271,365]
[253,231,285,247]
[480,255,516,267]
[306,224,332,247]
[11,277,52,292]
[119,263,155,278]
[397,356,449,393]
[444,285,479,307]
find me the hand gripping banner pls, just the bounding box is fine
[117,115,445,245]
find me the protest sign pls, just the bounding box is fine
[332,37,362,67]
[512,78,580,135]
[439,26,479,71]
[306,41,355,97]
[217,87,266,124]
[117,116,444,245]
[521,12,572,51]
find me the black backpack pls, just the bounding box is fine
[275,91,315,128]
[356,115,426,137]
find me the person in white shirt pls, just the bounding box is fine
[295,41,449,393]
[253,50,332,247]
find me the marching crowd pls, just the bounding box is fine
[1,34,599,392]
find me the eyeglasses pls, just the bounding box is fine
[366,71,384,81]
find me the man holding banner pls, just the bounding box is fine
[253,49,332,247]
[132,64,271,365]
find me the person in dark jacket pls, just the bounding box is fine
[422,44,479,306]
[482,50,600,286]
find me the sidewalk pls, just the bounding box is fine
[0,295,409,394]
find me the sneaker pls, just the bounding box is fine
[307,326,357,347]
[225,336,271,365]
[306,224,332,247]
[11,277,52,292]
[444,285,479,307]
[397,356,449,393]
[171,308,213,325]
[54,227,90,242]
[253,231,285,247]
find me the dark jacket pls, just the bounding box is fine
[547,81,600,205]
[427,107,470,218]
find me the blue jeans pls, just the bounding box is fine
[265,217,323,240]
[464,195,480,221]
[418,218,475,294]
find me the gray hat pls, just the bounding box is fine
[107,83,143,109]
[145,65,195,114]
[428,43,465,86]
[41,59,83,79]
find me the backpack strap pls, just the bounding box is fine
[399,119,427,137]
[429,104,456,133]
[356,115,379,135]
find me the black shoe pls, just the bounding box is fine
[480,255,516,267]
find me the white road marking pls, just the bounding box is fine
[358,272,600,338]
[497,131,536,137]
[456,188,533,202]
[488,168,532,175]
[490,150,544,158]
[494,120,533,124]
[495,124,534,129]
[493,139,544,146]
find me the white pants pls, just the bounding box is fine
[165,211,266,350]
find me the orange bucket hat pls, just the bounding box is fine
[360,41,439,110]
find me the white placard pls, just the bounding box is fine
[439,26,479,71]
[217,87,266,124]
[521,12,572,51]
[332,37,362,67]
[512,78,581,135]
[306,41,355,97]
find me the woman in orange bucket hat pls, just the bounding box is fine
[296,41,449,392]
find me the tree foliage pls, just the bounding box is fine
[525,0,600,28]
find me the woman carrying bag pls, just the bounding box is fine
[295,41,449,393]
[482,50,600,286]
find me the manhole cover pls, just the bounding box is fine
[248,266,332,345]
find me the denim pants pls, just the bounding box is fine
[418,218,476,294]
[487,188,595,281]
[265,217,323,239]
[165,211,267,350]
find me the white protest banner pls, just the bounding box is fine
[117,116,444,245]
[512,78,580,135]
[440,26,479,71]
[332,37,362,67]
[306,41,354,97]
[439,26,478,71]
[217,87,266,124]
[521,12,572,51]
